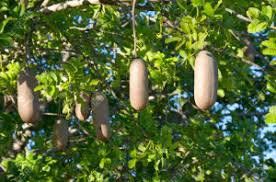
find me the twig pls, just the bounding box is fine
[132,0,137,58]
[25,31,31,63]
[162,16,189,38]
[41,0,50,7]
[212,47,265,71]
[43,112,62,116]
[225,8,251,22]
[40,0,170,13]
[239,58,264,70]
[69,26,93,31]
[225,8,276,30]
[77,121,90,136]
[40,0,95,12]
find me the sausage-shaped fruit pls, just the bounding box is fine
[129,58,148,111]
[75,93,91,121]
[53,119,68,150]
[17,70,40,123]
[194,50,218,110]
[92,92,111,141]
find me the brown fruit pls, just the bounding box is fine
[53,119,68,150]
[129,58,149,111]
[17,70,40,123]
[75,92,91,121]
[194,50,218,110]
[92,92,111,141]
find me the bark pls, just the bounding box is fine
[40,0,170,13]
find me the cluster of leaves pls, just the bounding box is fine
[0,62,20,94]
[35,57,99,117]
[0,0,275,181]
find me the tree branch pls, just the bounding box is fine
[41,0,50,7]
[225,8,276,30]
[132,0,137,58]
[40,0,170,13]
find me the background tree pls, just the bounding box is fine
[0,0,275,181]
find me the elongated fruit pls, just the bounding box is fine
[92,92,111,141]
[75,92,91,121]
[53,119,68,150]
[129,58,148,111]
[17,69,40,123]
[194,50,218,110]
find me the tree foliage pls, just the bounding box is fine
[0,0,276,181]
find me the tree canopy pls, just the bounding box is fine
[0,0,276,181]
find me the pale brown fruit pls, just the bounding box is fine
[53,119,68,150]
[96,123,111,141]
[92,92,111,141]
[129,58,149,111]
[194,50,218,110]
[17,70,40,123]
[75,92,91,121]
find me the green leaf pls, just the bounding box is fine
[214,0,223,11]
[206,170,212,175]
[193,168,205,181]
[262,38,276,49]
[89,79,100,86]
[0,17,14,33]
[99,158,105,169]
[265,106,276,124]
[128,159,136,169]
[270,60,276,66]
[217,89,225,98]
[262,48,276,56]
[34,85,44,92]
[176,0,186,10]
[154,160,160,171]
[99,158,111,169]
[48,85,57,97]
[261,5,273,20]
[261,37,276,55]
[42,165,51,172]
[246,7,260,19]
[191,0,205,7]
[165,36,182,44]
[203,3,215,17]
[247,20,268,33]
[267,81,276,93]
[0,33,12,47]
[130,149,137,158]
[138,143,147,152]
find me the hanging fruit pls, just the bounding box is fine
[17,69,40,123]
[53,118,68,151]
[75,92,91,121]
[92,92,111,141]
[129,58,149,111]
[194,50,218,110]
